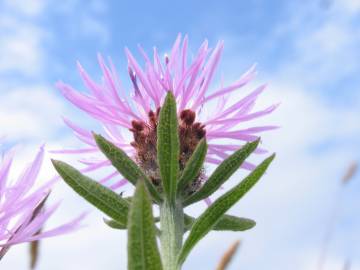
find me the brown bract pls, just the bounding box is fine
[130,108,206,195]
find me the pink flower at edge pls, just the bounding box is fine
[0,144,85,259]
[53,34,279,195]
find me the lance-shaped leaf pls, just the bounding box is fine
[128,181,163,270]
[94,133,162,203]
[178,154,275,266]
[103,218,127,230]
[184,139,260,206]
[177,139,207,195]
[52,160,129,225]
[104,215,161,230]
[104,218,161,237]
[212,215,255,231]
[184,214,255,232]
[157,91,179,204]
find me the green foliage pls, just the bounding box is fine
[184,214,255,232]
[103,218,127,230]
[157,92,180,205]
[128,181,163,270]
[103,210,255,233]
[177,154,275,266]
[94,133,162,203]
[177,139,207,196]
[184,139,260,206]
[212,215,256,231]
[104,215,161,231]
[52,160,130,225]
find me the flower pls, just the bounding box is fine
[54,34,278,194]
[0,143,84,258]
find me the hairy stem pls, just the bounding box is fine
[160,200,184,270]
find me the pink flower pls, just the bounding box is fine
[54,34,278,192]
[0,144,84,258]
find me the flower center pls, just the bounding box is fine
[129,108,206,195]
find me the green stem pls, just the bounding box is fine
[160,200,184,270]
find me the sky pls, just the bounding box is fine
[0,0,360,269]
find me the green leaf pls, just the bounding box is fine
[52,160,130,225]
[104,216,161,231]
[157,91,180,204]
[178,154,275,266]
[184,139,260,206]
[212,215,256,231]
[128,181,163,270]
[177,139,207,195]
[104,217,163,235]
[103,218,127,230]
[123,196,133,204]
[94,133,162,203]
[184,214,255,232]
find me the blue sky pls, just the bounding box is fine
[0,0,359,269]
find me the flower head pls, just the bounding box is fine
[0,143,83,258]
[54,34,278,195]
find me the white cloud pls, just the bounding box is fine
[0,24,45,76]
[0,86,65,141]
[0,1,47,77]
[296,21,354,60]
[3,0,46,17]
[336,0,360,14]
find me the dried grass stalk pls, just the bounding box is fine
[342,162,358,185]
[216,240,241,270]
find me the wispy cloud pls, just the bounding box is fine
[0,2,46,77]
[274,2,360,87]
[2,0,46,17]
[52,0,110,46]
[0,86,65,141]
